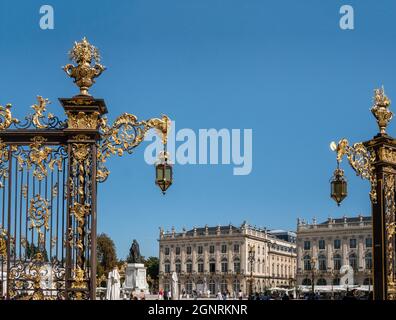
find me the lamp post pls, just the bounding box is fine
[248,244,255,298]
[330,87,396,300]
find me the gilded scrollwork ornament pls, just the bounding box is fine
[29,136,52,181]
[66,111,100,129]
[0,227,7,258]
[384,173,396,300]
[31,96,53,129]
[333,138,377,203]
[0,139,9,188]
[28,194,50,231]
[97,114,171,183]
[71,266,87,300]
[0,103,19,130]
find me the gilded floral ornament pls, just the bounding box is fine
[63,37,105,96]
[371,86,392,135]
[0,103,19,130]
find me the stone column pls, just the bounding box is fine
[181,245,186,272]
[215,244,220,273]
[241,241,247,275]
[204,245,208,273]
[342,239,348,266]
[192,245,197,273]
[170,247,175,273]
[159,247,164,273]
[228,243,233,273]
[327,240,333,270]
[358,237,364,270]
[297,244,303,272]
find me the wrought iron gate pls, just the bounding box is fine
[0,96,100,300]
[0,38,171,300]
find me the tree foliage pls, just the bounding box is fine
[97,233,117,278]
[144,256,159,292]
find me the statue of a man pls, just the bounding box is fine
[128,239,142,263]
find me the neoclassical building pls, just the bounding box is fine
[296,215,373,287]
[158,222,297,296]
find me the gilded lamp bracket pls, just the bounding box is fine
[330,138,377,203]
[97,113,171,183]
[330,87,394,204]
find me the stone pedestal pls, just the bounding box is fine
[125,263,149,294]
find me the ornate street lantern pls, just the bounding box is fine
[330,168,348,206]
[330,168,347,206]
[155,152,173,194]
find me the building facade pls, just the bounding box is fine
[158,222,296,296]
[296,215,373,287]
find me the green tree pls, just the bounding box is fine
[144,256,159,292]
[97,233,117,279]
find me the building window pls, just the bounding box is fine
[303,255,311,271]
[349,253,357,271]
[318,240,325,250]
[209,280,216,294]
[209,245,215,254]
[363,278,372,286]
[334,254,342,271]
[209,259,216,273]
[186,281,193,294]
[350,239,357,249]
[233,244,240,253]
[221,244,227,253]
[365,238,372,248]
[164,261,170,273]
[165,247,170,255]
[234,258,241,273]
[334,239,341,249]
[175,247,180,255]
[317,278,327,286]
[302,278,311,286]
[186,246,192,255]
[304,241,311,250]
[333,278,340,285]
[198,260,204,273]
[233,279,240,293]
[220,280,228,293]
[175,260,181,273]
[198,246,203,254]
[186,260,193,273]
[318,254,326,271]
[365,252,372,270]
[221,259,228,273]
[163,281,170,292]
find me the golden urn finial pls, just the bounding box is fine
[63,37,105,96]
[371,86,392,135]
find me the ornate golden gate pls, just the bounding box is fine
[0,38,171,300]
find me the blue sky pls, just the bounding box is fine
[1,0,396,258]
